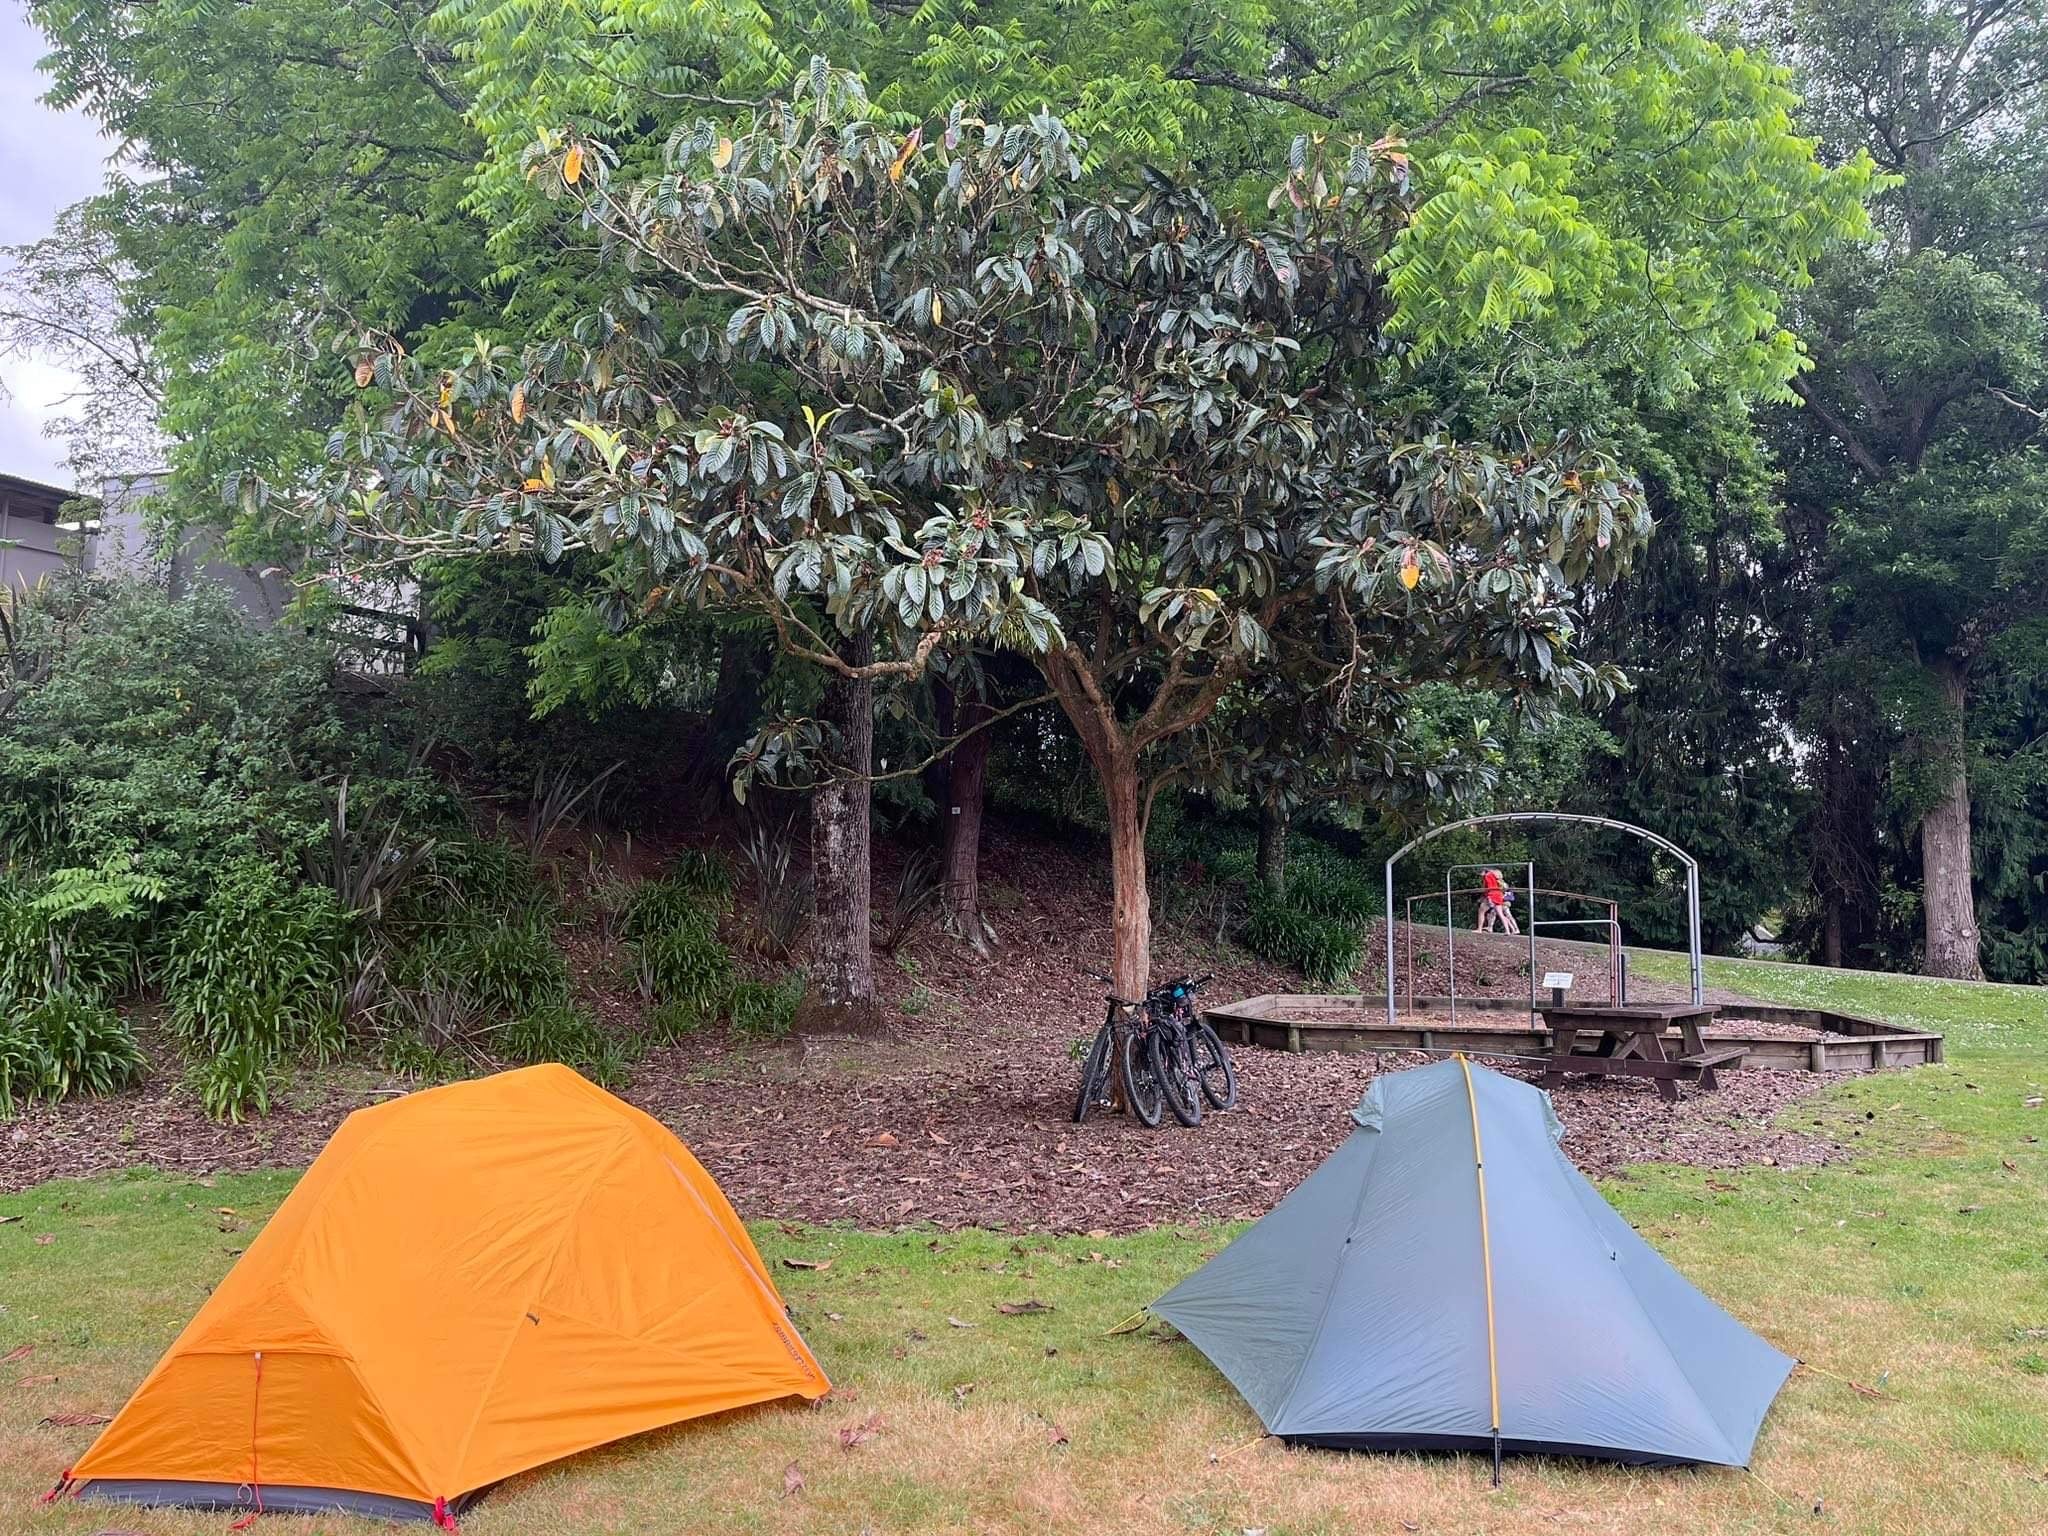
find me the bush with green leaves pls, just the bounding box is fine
[1245,896,1366,985]
[0,992,145,1115]
[729,974,806,1039]
[406,909,570,1019]
[0,878,141,1008]
[186,1041,276,1124]
[1283,851,1379,924]
[500,1001,637,1087]
[157,855,349,1057]
[623,866,731,943]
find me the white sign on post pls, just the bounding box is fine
[1541,972,1575,992]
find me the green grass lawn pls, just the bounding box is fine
[4,954,2046,1535]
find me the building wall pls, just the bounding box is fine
[0,473,84,597]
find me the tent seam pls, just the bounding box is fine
[657,1157,826,1389]
[1266,1105,1396,1435]
[440,1125,636,1497]
[1548,1137,1747,1464]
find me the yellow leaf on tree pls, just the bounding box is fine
[522,478,545,493]
[930,292,944,326]
[563,145,584,185]
[510,383,527,424]
[540,457,555,489]
[353,359,374,389]
[712,137,735,171]
[1399,552,1421,590]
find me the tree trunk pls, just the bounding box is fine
[1821,897,1844,970]
[797,642,879,1032]
[938,687,994,952]
[1918,658,1983,981]
[1101,752,1152,1001]
[1256,798,1288,896]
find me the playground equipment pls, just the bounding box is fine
[1381,811,1705,1030]
[1405,881,1625,1019]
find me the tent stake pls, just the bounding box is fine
[1491,1433,1502,1488]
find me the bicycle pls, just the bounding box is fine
[1144,974,1239,1126]
[1072,974,1168,1127]
[1073,971,1237,1128]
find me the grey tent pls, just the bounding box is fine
[1152,1057,1792,1473]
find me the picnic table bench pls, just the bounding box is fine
[1536,1003,1746,1103]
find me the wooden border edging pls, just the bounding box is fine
[1200,994,1945,1073]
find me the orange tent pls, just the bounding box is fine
[54,1065,828,1525]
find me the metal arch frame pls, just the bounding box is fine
[1382,811,1703,1028]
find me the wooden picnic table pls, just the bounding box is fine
[1536,1003,1746,1103]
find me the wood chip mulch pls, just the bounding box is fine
[1,821,1846,1230]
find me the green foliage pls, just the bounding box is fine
[416,910,570,1020]
[1281,848,1379,924]
[728,974,806,1039]
[644,997,709,1044]
[0,878,140,1008]
[497,999,638,1088]
[0,993,145,1116]
[186,1042,276,1125]
[157,855,349,1058]
[622,856,733,940]
[1244,895,1365,985]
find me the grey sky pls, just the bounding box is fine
[2,4,119,491]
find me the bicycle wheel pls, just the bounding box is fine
[1119,1029,1167,1128]
[1072,1020,1114,1124]
[1150,1026,1204,1127]
[1190,1021,1238,1110]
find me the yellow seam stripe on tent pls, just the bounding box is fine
[1455,1053,1502,1435]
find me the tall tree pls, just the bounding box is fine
[294,72,1651,1001]
[1755,0,2048,977]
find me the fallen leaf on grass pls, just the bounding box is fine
[997,1299,1053,1316]
[869,1132,899,1148]
[781,1257,832,1271]
[952,1383,975,1404]
[1958,1204,1984,1214]
[0,1214,21,1225]
[2004,1159,2020,1173]
[782,1461,805,1499]
[2,1345,34,1364]
[40,1412,111,1428]
[2024,1097,2043,1109]
[946,1316,979,1329]
[838,1411,888,1452]
[17,1373,58,1388]
[1046,1421,1069,1447]
[34,1234,54,1246]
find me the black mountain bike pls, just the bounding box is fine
[1073,971,1238,1128]
[1145,974,1239,1126]
[1073,974,1168,1127]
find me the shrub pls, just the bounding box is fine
[499,1001,637,1087]
[644,997,709,1044]
[1245,897,1365,985]
[414,835,555,923]
[1284,850,1379,923]
[423,910,570,1018]
[633,923,733,1019]
[623,872,728,943]
[380,1029,466,1084]
[187,1041,276,1124]
[0,877,142,1007]
[729,974,805,1039]
[0,992,145,1114]
[157,856,349,1057]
